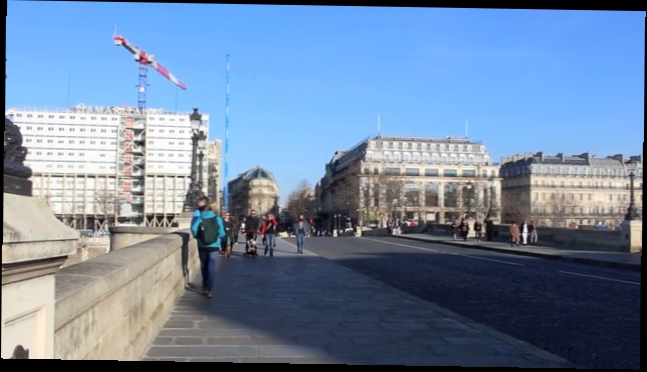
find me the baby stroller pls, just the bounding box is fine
[244,232,259,258]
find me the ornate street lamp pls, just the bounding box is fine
[466,181,473,219]
[624,160,640,221]
[184,108,206,211]
[197,131,207,191]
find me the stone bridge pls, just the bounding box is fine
[1,113,640,362]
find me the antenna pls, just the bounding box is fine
[377,114,381,136]
[465,120,469,138]
[174,86,178,113]
[113,25,117,36]
[224,54,230,212]
[66,71,71,108]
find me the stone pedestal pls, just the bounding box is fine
[109,226,175,251]
[620,220,642,253]
[2,193,79,359]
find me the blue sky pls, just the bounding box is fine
[6,3,645,203]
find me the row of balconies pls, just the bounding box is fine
[502,184,641,191]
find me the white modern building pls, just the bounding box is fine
[6,104,211,230]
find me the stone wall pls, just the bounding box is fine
[62,237,110,268]
[54,230,199,360]
[421,223,626,252]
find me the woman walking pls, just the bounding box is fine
[221,212,235,258]
[190,202,225,298]
[509,222,521,247]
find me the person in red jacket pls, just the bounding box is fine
[260,213,279,257]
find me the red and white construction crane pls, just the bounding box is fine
[114,33,187,110]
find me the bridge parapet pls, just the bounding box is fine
[54,229,199,360]
[422,223,632,252]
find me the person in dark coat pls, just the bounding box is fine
[485,218,494,241]
[473,220,483,242]
[458,218,469,241]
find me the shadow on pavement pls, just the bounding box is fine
[139,238,590,366]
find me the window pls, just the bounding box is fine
[424,169,439,176]
[444,183,458,207]
[405,168,420,176]
[444,169,457,177]
[425,183,439,207]
[461,169,476,177]
[384,167,400,175]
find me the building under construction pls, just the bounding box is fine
[6,104,210,231]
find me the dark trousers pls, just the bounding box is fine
[198,248,218,291]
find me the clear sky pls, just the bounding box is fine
[6,3,645,203]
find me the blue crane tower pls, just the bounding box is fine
[223,55,230,212]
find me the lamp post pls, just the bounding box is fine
[184,108,206,211]
[466,181,473,219]
[197,132,207,191]
[624,160,640,221]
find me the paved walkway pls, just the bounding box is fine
[141,238,574,366]
[393,233,641,271]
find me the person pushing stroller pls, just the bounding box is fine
[244,209,261,257]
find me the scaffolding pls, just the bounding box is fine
[117,113,147,224]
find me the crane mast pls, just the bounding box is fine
[113,33,187,227]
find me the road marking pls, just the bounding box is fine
[446,252,525,266]
[362,238,439,252]
[362,238,524,266]
[558,271,641,285]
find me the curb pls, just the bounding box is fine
[279,237,576,368]
[392,235,641,272]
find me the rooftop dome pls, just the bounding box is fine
[242,166,276,183]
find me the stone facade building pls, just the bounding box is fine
[315,135,501,228]
[500,152,643,228]
[227,166,279,217]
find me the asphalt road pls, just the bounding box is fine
[283,235,641,369]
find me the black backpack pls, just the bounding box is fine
[199,215,221,246]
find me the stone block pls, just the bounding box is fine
[3,193,79,359]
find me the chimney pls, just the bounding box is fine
[630,155,642,163]
[534,151,544,162]
[610,154,624,163]
[557,153,565,162]
[576,152,590,162]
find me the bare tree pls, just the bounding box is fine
[539,192,581,227]
[502,202,526,224]
[381,177,404,219]
[285,179,315,222]
[95,191,124,226]
[358,177,375,225]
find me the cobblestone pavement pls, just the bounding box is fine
[394,233,641,270]
[141,239,573,366]
[301,236,640,369]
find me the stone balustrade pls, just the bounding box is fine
[422,223,639,253]
[359,222,640,253]
[54,229,200,360]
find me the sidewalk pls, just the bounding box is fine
[141,239,575,366]
[393,233,641,271]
